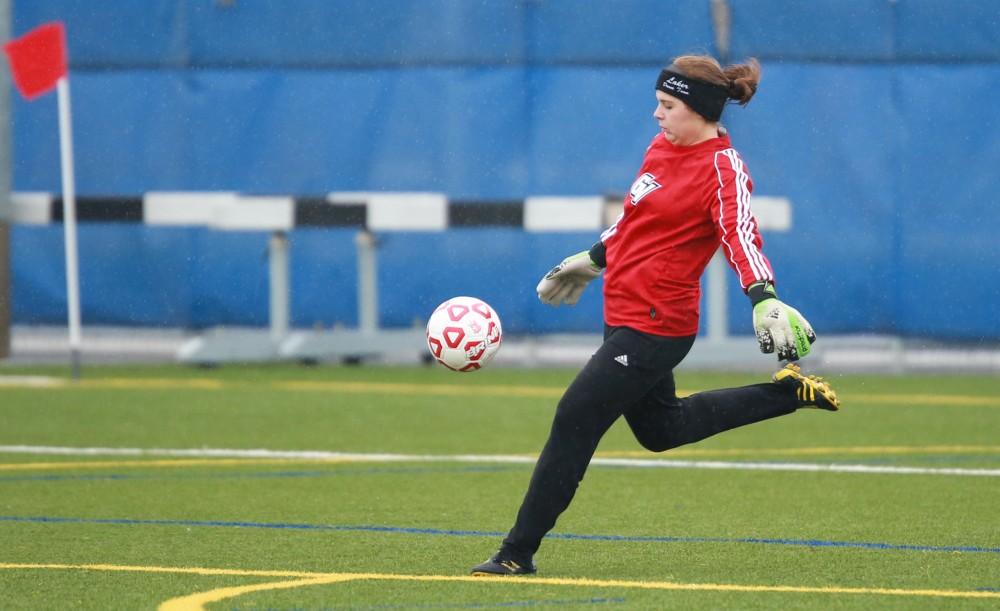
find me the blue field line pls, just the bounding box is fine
[0,465,522,483]
[2,515,998,555]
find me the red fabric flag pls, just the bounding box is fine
[4,22,68,100]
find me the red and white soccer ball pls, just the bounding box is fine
[425,296,502,372]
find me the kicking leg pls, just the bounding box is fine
[626,365,840,453]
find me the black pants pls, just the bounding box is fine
[502,325,798,557]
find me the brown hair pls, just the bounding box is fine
[670,55,761,106]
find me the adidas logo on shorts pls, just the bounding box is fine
[614,354,629,367]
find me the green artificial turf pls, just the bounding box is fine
[0,363,998,610]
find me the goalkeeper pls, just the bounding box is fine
[472,54,840,576]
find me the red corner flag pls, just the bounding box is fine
[4,22,68,100]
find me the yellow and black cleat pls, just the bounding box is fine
[470,552,537,576]
[772,363,841,411]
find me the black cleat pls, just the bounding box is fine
[470,552,537,576]
[773,363,841,411]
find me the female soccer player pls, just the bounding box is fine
[471,55,840,576]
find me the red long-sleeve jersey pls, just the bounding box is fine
[601,132,774,336]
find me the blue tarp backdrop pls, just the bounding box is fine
[9,1,1000,339]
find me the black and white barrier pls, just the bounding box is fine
[9,191,791,364]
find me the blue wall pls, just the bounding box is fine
[10,1,1000,339]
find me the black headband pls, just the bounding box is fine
[656,68,729,122]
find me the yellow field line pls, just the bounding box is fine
[272,380,565,398]
[158,575,356,611]
[0,562,318,578]
[597,445,1000,458]
[0,458,348,472]
[0,377,228,390]
[850,393,998,407]
[2,377,565,397]
[78,378,227,390]
[3,375,997,407]
[0,562,997,609]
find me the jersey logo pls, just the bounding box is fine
[629,172,661,205]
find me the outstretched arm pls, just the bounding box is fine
[536,242,605,307]
[712,150,815,360]
[711,148,774,289]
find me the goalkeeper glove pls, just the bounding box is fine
[536,250,603,306]
[749,281,816,361]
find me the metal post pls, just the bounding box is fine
[355,229,378,334]
[0,0,11,359]
[0,224,8,358]
[711,0,732,63]
[56,78,82,379]
[268,231,289,343]
[705,249,729,344]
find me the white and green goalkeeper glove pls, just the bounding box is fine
[536,250,603,306]
[749,281,816,361]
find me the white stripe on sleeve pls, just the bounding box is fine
[714,150,771,284]
[725,150,771,279]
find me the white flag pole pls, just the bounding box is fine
[56,75,81,379]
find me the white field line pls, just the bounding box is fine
[1,445,998,477]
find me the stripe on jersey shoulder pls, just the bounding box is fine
[714,149,772,283]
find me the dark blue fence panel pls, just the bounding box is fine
[729,0,894,61]
[9,0,1000,339]
[896,0,1000,61]
[376,230,604,334]
[527,0,714,64]
[14,0,525,68]
[11,225,71,324]
[893,64,1000,339]
[13,224,200,326]
[12,71,192,194]
[13,225,277,328]
[187,230,271,327]
[12,68,532,198]
[11,225,606,333]
[187,0,526,67]
[721,63,898,335]
[14,66,659,199]
[15,0,717,68]
[14,0,187,67]
[289,228,359,329]
[526,67,653,196]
